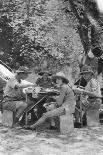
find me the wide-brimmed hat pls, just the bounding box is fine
[80,65,94,75]
[16,66,32,74]
[52,72,69,84]
[38,71,52,76]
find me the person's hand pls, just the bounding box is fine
[34,86,41,94]
[52,96,58,100]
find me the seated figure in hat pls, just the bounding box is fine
[36,71,53,89]
[3,66,34,124]
[74,65,101,126]
[29,72,76,130]
[79,65,101,112]
[79,65,102,126]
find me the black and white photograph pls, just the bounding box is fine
[0,0,103,154]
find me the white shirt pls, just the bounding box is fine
[4,76,23,99]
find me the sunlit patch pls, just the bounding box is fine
[95,0,103,13]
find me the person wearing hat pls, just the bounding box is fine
[29,72,76,130]
[3,66,34,125]
[80,65,101,96]
[79,65,102,126]
[36,71,53,88]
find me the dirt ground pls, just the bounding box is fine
[0,124,103,155]
[1,74,103,155]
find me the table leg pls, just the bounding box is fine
[25,112,28,126]
[80,94,83,127]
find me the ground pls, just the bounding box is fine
[1,73,103,155]
[0,124,103,155]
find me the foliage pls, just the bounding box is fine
[0,0,84,79]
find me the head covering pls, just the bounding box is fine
[52,72,69,84]
[38,71,52,76]
[16,66,31,74]
[80,65,94,75]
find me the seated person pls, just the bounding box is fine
[80,65,101,108]
[29,72,76,130]
[36,71,53,88]
[36,71,54,118]
[3,66,34,124]
[74,65,101,126]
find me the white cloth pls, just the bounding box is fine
[4,76,23,98]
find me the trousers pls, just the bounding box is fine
[3,99,27,119]
[31,106,65,128]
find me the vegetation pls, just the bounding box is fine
[0,0,102,80]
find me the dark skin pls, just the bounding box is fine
[36,73,53,88]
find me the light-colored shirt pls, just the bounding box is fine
[4,76,24,99]
[84,78,101,109]
[85,78,101,96]
[56,84,76,113]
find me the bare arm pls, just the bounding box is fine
[15,83,37,89]
[73,87,102,98]
[56,86,67,107]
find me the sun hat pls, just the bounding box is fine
[16,66,32,74]
[80,65,94,75]
[52,72,69,84]
[38,71,52,76]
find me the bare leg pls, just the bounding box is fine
[50,118,56,126]
[15,101,27,119]
[31,106,65,128]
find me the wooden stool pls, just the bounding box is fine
[2,110,15,127]
[60,113,74,134]
[87,109,100,127]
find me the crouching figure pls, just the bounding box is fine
[30,72,76,133]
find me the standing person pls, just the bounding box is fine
[80,65,101,126]
[3,66,34,124]
[29,72,76,130]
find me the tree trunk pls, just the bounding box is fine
[26,0,30,20]
[69,0,90,54]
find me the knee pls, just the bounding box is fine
[42,113,48,119]
[21,102,27,109]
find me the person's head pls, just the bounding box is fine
[16,66,31,80]
[16,72,29,80]
[15,62,20,70]
[42,72,49,80]
[53,72,69,87]
[80,65,94,82]
[38,71,52,80]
